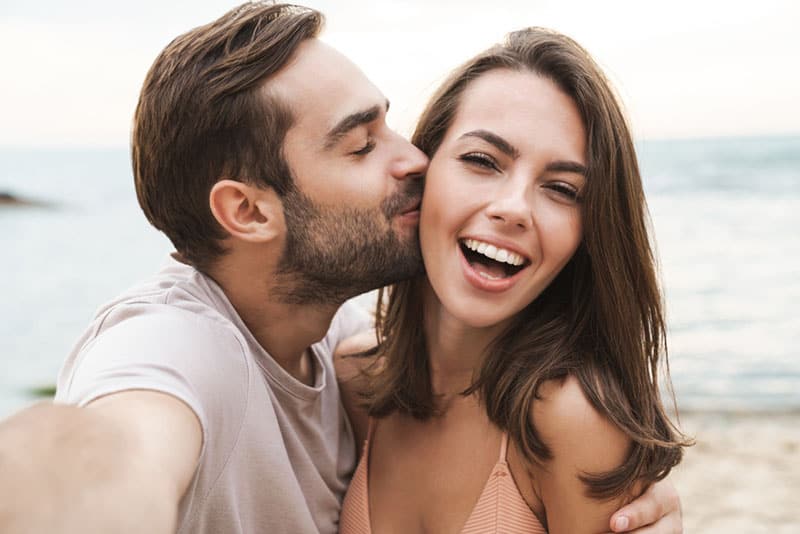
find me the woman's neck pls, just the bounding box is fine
[421,282,508,398]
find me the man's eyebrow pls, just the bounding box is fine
[460,129,520,159]
[323,99,390,150]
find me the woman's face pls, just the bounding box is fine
[419,69,586,329]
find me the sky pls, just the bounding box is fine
[1,0,798,147]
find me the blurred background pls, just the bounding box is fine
[1,0,798,531]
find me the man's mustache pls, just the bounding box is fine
[381,176,425,218]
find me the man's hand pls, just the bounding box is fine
[606,479,682,533]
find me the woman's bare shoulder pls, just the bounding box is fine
[532,374,629,467]
[525,375,632,533]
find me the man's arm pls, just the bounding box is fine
[0,391,201,534]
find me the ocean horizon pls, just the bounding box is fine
[1,134,798,418]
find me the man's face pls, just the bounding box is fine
[269,39,429,305]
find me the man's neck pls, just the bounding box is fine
[207,259,342,386]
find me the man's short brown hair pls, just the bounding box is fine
[132,2,323,270]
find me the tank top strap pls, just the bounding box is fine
[499,431,510,462]
[366,417,377,442]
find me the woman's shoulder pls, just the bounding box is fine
[520,375,633,532]
[531,374,630,466]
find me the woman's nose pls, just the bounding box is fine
[484,179,533,230]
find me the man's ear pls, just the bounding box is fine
[209,180,283,243]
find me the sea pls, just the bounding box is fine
[1,135,798,418]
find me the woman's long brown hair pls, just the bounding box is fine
[364,27,690,499]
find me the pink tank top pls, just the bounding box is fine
[339,420,546,534]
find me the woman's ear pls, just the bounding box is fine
[209,180,284,243]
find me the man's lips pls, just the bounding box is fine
[398,198,422,216]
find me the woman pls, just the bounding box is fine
[337,27,688,534]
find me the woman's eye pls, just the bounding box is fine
[546,182,580,201]
[351,139,376,156]
[459,152,499,171]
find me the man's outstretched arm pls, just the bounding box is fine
[0,391,201,534]
[606,479,683,534]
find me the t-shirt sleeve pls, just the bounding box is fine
[56,305,249,453]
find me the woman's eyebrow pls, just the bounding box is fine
[546,161,587,175]
[460,129,586,175]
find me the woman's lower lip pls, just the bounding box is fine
[459,247,522,293]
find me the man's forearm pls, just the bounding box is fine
[0,402,177,534]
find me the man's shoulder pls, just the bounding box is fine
[74,290,248,387]
[91,260,240,339]
[57,260,251,406]
[56,271,253,440]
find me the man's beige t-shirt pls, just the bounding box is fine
[55,256,367,533]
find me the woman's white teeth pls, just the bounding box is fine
[463,239,525,266]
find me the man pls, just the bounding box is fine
[0,2,681,533]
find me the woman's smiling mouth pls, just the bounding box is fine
[458,237,531,289]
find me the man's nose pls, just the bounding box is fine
[391,136,428,180]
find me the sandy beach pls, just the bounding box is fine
[672,412,800,533]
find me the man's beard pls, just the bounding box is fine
[275,179,424,305]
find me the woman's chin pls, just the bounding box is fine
[438,301,517,332]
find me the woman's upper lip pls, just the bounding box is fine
[458,234,532,262]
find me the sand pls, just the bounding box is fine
[671,412,800,533]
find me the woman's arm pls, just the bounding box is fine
[528,375,635,534]
[333,329,379,449]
